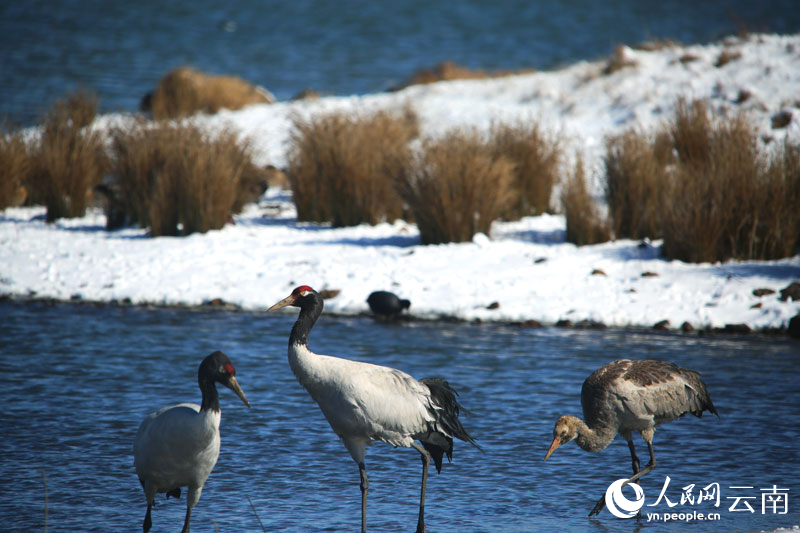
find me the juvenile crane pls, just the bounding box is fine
[133,351,250,533]
[544,358,717,516]
[268,285,479,533]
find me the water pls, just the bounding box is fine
[1,299,798,532]
[3,0,800,127]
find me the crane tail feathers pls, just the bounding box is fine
[420,377,481,454]
[422,440,448,473]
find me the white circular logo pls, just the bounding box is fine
[605,478,645,519]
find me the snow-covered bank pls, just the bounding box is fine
[2,191,798,332]
[3,34,800,331]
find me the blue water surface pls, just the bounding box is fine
[2,0,800,126]
[0,299,798,532]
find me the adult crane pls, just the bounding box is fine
[268,285,479,532]
[544,358,717,516]
[134,351,250,533]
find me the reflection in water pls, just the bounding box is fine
[0,300,798,532]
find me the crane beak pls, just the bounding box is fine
[267,294,296,312]
[224,376,251,407]
[544,436,562,461]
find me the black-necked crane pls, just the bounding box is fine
[133,350,250,533]
[544,358,717,516]
[268,285,479,533]
[367,290,411,319]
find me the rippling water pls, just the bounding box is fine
[3,0,800,126]
[1,299,798,531]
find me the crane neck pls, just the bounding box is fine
[199,375,221,413]
[289,293,324,348]
[573,416,617,453]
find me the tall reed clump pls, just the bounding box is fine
[286,107,418,227]
[561,155,611,245]
[603,129,672,240]
[0,126,32,209]
[27,90,108,222]
[394,129,515,244]
[111,120,267,236]
[489,121,561,219]
[659,99,800,262]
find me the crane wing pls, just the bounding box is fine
[301,354,434,447]
[582,359,717,429]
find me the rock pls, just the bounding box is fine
[486,302,500,310]
[779,282,800,301]
[752,288,776,297]
[575,319,606,329]
[291,88,320,101]
[722,323,751,334]
[788,314,800,338]
[735,88,752,104]
[680,321,694,332]
[771,109,793,129]
[653,320,670,330]
[520,319,542,328]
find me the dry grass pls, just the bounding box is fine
[144,67,274,120]
[561,156,611,245]
[660,100,751,261]
[715,49,742,67]
[489,121,561,219]
[392,61,534,90]
[394,129,515,244]
[758,140,800,258]
[603,129,671,240]
[287,107,418,227]
[0,126,32,209]
[27,90,108,222]
[604,45,638,75]
[658,99,799,262]
[110,120,268,236]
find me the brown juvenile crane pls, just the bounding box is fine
[544,358,717,516]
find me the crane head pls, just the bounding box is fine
[267,285,316,311]
[544,415,579,460]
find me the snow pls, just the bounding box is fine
[2,34,800,331]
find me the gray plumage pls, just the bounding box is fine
[545,358,717,516]
[268,285,478,533]
[580,358,717,438]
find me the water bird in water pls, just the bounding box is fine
[268,285,479,533]
[366,290,411,319]
[544,358,717,516]
[133,351,250,533]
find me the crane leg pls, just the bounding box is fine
[359,462,368,533]
[181,506,192,533]
[589,441,656,517]
[411,442,430,533]
[628,440,641,477]
[143,502,152,533]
